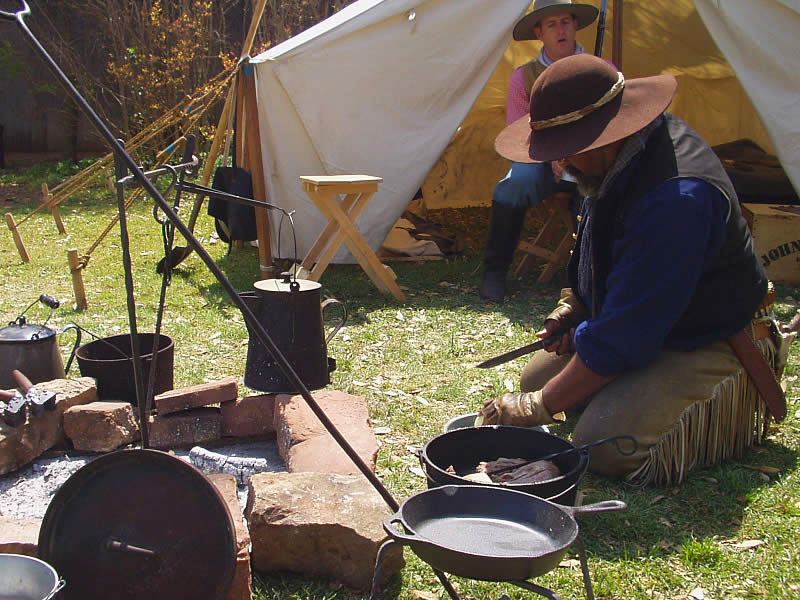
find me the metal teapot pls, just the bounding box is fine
[238,276,346,393]
[0,295,81,389]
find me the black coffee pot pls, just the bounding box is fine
[239,277,346,393]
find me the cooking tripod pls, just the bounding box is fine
[370,534,598,600]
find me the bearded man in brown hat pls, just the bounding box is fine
[479,54,788,485]
[479,0,599,302]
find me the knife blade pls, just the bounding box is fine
[475,328,569,369]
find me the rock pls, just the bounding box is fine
[246,471,404,591]
[220,394,276,438]
[275,390,378,474]
[0,516,40,556]
[0,377,97,476]
[154,377,238,416]
[63,401,140,452]
[147,408,223,449]
[207,473,252,600]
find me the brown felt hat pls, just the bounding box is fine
[513,0,599,41]
[495,54,678,163]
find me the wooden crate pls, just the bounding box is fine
[742,203,800,284]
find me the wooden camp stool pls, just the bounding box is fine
[515,192,576,283]
[299,175,407,302]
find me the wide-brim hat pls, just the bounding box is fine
[513,0,599,40]
[495,54,678,163]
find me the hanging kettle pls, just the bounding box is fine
[238,276,346,393]
[0,295,81,389]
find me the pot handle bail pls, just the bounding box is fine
[44,578,66,600]
[58,323,82,374]
[321,298,347,343]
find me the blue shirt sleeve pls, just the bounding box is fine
[574,178,730,376]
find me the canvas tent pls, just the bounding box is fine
[250,0,800,264]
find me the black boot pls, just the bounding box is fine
[479,202,527,302]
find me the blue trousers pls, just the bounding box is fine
[493,161,576,209]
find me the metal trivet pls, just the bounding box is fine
[370,535,597,600]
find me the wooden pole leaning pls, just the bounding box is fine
[67,249,88,311]
[185,0,267,234]
[42,183,66,234]
[5,213,30,263]
[240,62,274,276]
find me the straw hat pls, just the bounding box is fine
[513,0,599,41]
[495,54,678,163]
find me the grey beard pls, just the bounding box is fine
[564,166,603,197]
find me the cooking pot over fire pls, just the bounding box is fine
[239,276,346,393]
[0,295,81,389]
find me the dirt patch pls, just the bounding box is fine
[0,182,40,208]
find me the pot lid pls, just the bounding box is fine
[0,322,55,342]
[254,277,321,293]
[38,449,236,600]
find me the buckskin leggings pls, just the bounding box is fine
[519,330,776,486]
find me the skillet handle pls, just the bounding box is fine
[383,512,422,545]
[563,500,628,517]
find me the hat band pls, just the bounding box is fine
[530,72,625,131]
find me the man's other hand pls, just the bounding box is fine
[479,390,565,426]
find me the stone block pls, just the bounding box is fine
[147,408,222,449]
[154,377,238,416]
[208,473,252,600]
[220,394,276,438]
[274,390,378,475]
[0,377,97,476]
[246,472,404,591]
[0,516,40,556]
[63,401,140,452]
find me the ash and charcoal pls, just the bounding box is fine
[0,440,285,520]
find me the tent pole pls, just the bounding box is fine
[185,0,268,233]
[240,61,274,276]
[612,0,623,70]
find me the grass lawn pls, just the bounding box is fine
[1,159,798,599]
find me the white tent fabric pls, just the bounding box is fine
[252,0,800,261]
[251,0,531,262]
[694,0,800,200]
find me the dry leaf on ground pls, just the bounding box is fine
[723,539,765,550]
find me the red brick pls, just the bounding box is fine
[220,394,277,438]
[154,377,238,416]
[147,408,222,449]
[207,473,252,600]
[0,516,40,556]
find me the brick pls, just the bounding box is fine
[147,408,223,449]
[207,473,252,600]
[63,401,140,452]
[0,516,41,556]
[274,389,378,475]
[154,377,238,416]
[220,394,277,438]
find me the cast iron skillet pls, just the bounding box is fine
[420,426,590,503]
[384,485,626,582]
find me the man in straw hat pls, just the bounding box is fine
[479,0,599,302]
[479,54,789,485]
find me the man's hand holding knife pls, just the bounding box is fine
[478,318,575,426]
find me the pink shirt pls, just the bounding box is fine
[506,67,531,125]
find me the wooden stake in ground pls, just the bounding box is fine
[42,183,66,234]
[5,213,30,263]
[68,249,88,311]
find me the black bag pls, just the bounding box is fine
[207,165,257,243]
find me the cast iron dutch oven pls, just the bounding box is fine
[420,426,589,504]
[384,485,627,582]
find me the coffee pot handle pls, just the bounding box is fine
[321,298,347,344]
